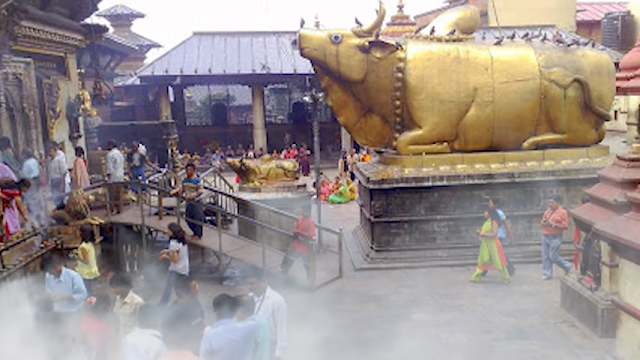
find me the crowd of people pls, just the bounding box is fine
[39,224,288,360]
[315,148,370,205]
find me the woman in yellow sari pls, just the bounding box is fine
[470,208,510,283]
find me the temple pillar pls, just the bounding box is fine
[627,97,640,144]
[173,86,186,126]
[251,84,267,151]
[158,85,172,120]
[341,127,352,151]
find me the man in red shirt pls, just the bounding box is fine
[281,208,315,278]
[541,194,572,280]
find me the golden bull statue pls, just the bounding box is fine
[298,3,616,155]
[226,158,299,184]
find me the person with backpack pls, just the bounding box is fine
[480,197,516,277]
[470,208,510,284]
[491,198,516,275]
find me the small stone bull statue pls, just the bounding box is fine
[226,158,299,183]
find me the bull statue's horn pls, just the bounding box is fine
[352,1,386,38]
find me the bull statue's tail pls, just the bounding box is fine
[541,68,612,122]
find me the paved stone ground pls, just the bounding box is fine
[140,133,628,360]
[132,199,616,360]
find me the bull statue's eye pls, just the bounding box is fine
[330,33,343,44]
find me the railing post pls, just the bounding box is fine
[176,196,182,226]
[105,184,112,222]
[310,235,317,291]
[261,235,266,273]
[217,209,223,253]
[158,189,164,220]
[338,227,344,279]
[138,180,146,259]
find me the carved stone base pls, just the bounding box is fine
[237,184,312,252]
[352,147,611,268]
[560,274,617,338]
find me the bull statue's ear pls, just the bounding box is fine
[361,39,399,58]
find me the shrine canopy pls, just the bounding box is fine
[135,31,313,85]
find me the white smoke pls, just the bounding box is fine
[0,276,52,360]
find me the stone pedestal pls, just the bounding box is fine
[560,275,617,338]
[353,146,611,268]
[237,183,312,251]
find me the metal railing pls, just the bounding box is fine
[0,179,343,290]
[139,181,343,290]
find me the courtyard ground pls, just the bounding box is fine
[134,199,616,360]
[138,132,630,359]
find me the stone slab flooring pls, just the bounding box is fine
[132,198,616,360]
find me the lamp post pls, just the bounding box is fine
[303,81,324,245]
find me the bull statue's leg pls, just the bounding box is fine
[522,75,608,150]
[397,99,493,154]
[396,129,452,154]
[522,134,569,150]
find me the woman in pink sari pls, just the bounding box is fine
[0,163,19,238]
[72,147,90,190]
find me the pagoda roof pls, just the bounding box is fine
[381,0,418,38]
[96,4,145,19]
[136,31,313,84]
[112,30,161,51]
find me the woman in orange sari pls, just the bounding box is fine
[470,208,510,283]
[72,147,90,190]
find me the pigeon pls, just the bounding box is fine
[530,30,542,40]
[300,18,305,29]
[430,27,436,36]
[521,31,530,39]
[567,39,579,47]
[447,28,456,36]
[507,31,517,41]
[588,39,596,48]
[355,17,363,27]
[541,33,549,42]
[555,35,567,46]
[494,36,505,46]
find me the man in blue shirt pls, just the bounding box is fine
[200,294,259,360]
[41,253,88,358]
[171,162,204,241]
[236,294,271,360]
[42,253,87,313]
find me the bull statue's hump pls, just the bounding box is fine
[298,2,616,155]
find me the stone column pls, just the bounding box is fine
[158,85,172,120]
[626,96,640,144]
[173,86,186,126]
[341,127,352,151]
[251,84,267,151]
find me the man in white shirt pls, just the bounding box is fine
[47,142,68,208]
[105,139,125,214]
[245,269,287,360]
[199,294,259,360]
[122,304,167,360]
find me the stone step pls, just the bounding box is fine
[347,226,575,271]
